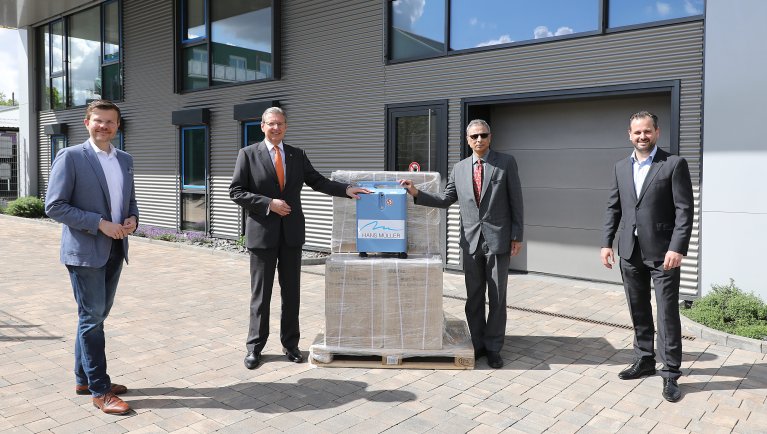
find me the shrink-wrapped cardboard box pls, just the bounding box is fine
[324,254,444,350]
[330,171,442,255]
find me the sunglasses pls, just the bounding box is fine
[469,133,490,140]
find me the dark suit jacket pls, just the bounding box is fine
[602,147,694,261]
[45,140,139,267]
[229,141,348,249]
[414,149,524,255]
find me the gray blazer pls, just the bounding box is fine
[602,147,693,261]
[415,150,524,255]
[45,141,139,267]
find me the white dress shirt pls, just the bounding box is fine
[89,139,124,224]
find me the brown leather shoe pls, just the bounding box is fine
[92,392,131,415]
[76,383,128,395]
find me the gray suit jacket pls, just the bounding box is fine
[415,150,524,255]
[602,147,693,261]
[45,141,139,267]
[229,141,348,249]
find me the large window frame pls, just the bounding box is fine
[180,126,209,232]
[38,0,123,110]
[176,0,282,92]
[386,0,704,63]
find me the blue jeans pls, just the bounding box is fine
[66,240,124,396]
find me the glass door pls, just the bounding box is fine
[386,101,447,179]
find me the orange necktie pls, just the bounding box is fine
[274,147,285,191]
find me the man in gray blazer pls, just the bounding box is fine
[601,111,693,403]
[401,119,524,369]
[230,107,368,370]
[45,100,139,415]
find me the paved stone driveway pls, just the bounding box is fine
[1,215,766,433]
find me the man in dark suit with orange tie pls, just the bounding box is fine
[229,107,368,369]
[601,111,694,402]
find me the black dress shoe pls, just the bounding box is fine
[283,347,303,363]
[487,351,503,369]
[474,348,487,360]
[618,358,656,380]
[244,351,261,370]
[662,378,682,402]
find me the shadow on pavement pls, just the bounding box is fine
[128,377,416,412]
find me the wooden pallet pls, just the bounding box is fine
[310,318,474,370]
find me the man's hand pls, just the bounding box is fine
[346,186,371,199]
[663,250,684,271]
[122,216,137,234]
[511,241,523,256]
[600,247,615,269]
[99,219,129,239]
[398,179,419,197]
[269,199,292,216]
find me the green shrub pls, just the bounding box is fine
[4,196,46,218]
[682,279,767,340]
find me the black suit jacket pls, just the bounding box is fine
[229,141,348,249]
[602,147,694,261]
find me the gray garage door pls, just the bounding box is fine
[489,95,671,283]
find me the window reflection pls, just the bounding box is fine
[390,0,445,60]
[609,0,704,28]
[69,7,101,106]
[450,0,598,50]
[185,0,206,40]
[50,20,64,74]
[211,0,273,85]
[103,1,120,62]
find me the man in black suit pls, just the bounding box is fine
[601,111,694,402]
[230,107,368,369]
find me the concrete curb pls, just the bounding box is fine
[680,314,767,353]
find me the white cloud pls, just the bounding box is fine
[0,29,21,100]
[476,34,512,47]
[684,0,703,15]
[656,2,672,16]
[392,0,426,30]
[469,17,478,26]
[533,25,573,39]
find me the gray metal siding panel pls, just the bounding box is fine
[33,1,702,292]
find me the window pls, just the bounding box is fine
[450,0,599,50]
[388,0,702,61]
[390,0,445,59]
[180,126,208,231]
[178,0,279,91]
[386,102,447,179]
[243,121,264,147]
[113,129,124,151]
[609,0,704,28]
[37,1,123,109]
[51,135,68,163]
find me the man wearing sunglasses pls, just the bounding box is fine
[400,119,524,369]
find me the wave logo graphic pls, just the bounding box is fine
[357,219,405,239]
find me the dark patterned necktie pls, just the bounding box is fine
[473,159,483,205]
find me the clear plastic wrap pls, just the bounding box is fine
[322,253,445,350]
[330,171,443,255]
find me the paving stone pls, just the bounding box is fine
[0,216,765,433]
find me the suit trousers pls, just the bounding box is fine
[66,239,124,396]
[246,224,302,354]
[462,234,510,353]
[620,239,682,379]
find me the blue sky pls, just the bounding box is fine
[0,28,21,100]
[393,0,704,49]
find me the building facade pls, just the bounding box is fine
[3,0,763,298]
